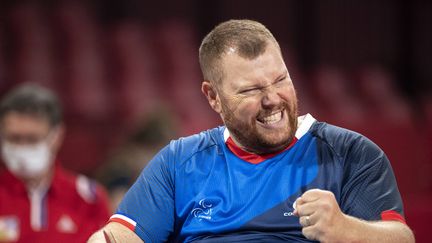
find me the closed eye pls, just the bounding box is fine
[276,75,287,83]
[273,75,289,88]
[239,87,260,95]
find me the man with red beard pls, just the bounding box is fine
[89,19,414,242]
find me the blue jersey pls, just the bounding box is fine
[110,114,405,242]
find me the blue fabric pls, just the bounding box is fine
[117,121,404,242]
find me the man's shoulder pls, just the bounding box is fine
[311,121,362,141]
[310,121,382,159]
[167,126,223,159]
[173,126,223,145]
[310,121,367,151]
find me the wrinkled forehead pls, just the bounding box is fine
[217,44,286,88]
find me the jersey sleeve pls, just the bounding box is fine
[109,144,175,242]
[339,135,405,224]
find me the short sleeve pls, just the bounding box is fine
[340,136,405,223]
[110,145,175,242]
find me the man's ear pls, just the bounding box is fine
[201,81,222,113]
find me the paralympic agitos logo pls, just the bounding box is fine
[191,199,213,221]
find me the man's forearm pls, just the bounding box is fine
[87,222,144,243]
[87,229,108,243]
[343,215,415,243]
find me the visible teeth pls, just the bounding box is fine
[260,111,282,124]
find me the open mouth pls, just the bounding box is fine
[257,110,284,125]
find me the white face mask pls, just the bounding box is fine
[1,141,52,179]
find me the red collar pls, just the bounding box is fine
[225,136,298,164]
[0,161,64,196]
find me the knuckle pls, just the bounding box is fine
[322,191,331,199]
[321,201,332,211]
[325,191,336,200]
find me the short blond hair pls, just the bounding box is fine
[199,19,280,84]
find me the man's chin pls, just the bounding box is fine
[254,136,294,154]
[258,129,292,142]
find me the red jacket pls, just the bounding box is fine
[0,164,110,243]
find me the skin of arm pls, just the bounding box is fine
[87,222,144,243]
[336,215,414,243]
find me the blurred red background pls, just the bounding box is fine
[0,0,430,242]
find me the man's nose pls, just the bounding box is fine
[261,87,281,108]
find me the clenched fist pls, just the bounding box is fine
[294,189,351,242]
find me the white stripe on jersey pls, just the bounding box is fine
[110,214,137,227]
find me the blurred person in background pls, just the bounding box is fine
[0,83,110,242]
[95,111,176,212]
[89,19,414,242]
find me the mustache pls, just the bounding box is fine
[256,103,290,118]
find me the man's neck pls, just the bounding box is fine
[24,168,54,194]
